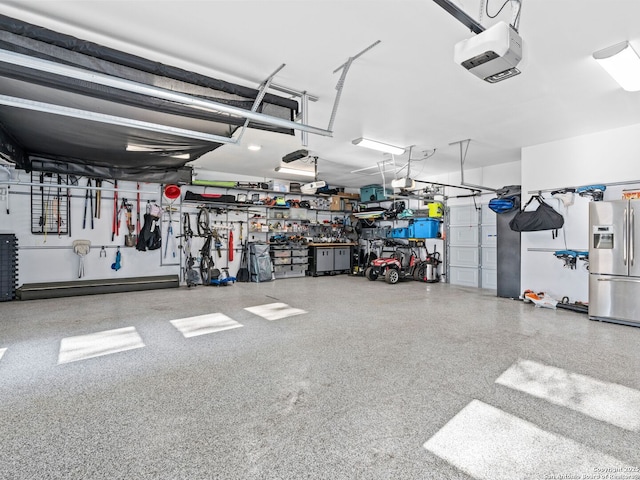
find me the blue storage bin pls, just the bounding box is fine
[409,218,440,238]
[360,184,393,202]
[391,227,409,238]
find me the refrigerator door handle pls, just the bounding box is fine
[631,208,635,267]
[597,277,640,283]
[624,208,628,266]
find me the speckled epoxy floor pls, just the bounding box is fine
[0,276,639,479]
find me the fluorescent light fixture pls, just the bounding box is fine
[593,41,640,91]
[352,137,405,155]
[274,166,316,177]
[247,144,262,151]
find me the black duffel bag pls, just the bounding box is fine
[509,195,564,232]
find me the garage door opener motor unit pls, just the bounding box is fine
[454,21,523,83]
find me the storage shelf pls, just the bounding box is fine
[269,242,310,279]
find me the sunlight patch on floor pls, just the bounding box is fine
[423,399,634,480]
[170,313,243,338]
[496,359,640,431]
[244,302,307,321]
[0,347,6,361]
[58,326,145,364]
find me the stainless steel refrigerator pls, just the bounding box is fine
[589,199,640,326]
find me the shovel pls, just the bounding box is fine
[124,205,137,247]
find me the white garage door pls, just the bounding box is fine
[447,203,497,289]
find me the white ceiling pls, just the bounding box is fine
[2,0,640,188]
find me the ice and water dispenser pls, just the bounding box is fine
[593,225,614,249]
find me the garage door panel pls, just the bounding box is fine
[482,247,497,268]
[450,267,479,287]
[449,206,477,225]
[450,246,479,267]
[449,226,479,246]
[482,268,497,290]
[482,224,497,246]
[482,204,497,225]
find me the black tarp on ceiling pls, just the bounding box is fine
[0,14,299,183]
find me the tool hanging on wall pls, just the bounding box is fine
[89,180,94,229]
[95,179,102,219]
[111,246,122,271]
[83,180,89,229]
[67,179,72,237]
[57,174,61,237]
[83,178,95,229]
[213,228,222,258]
[553,250,589,270]
[576,184,606,202]
[162,184,181,260]
[236,243,250,282]
[136,182,141,236]
[112,180,118,241]
[164,206,177,259]
[123,199,136,247]
[115,197,128,240]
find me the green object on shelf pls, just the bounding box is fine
[191,180,238,187]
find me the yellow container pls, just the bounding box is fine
[427,202,444,218]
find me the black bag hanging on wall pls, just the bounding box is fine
[509,195,564,232]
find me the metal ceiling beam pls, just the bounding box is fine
[0,49,333,138]
[432,0,485,34]
[451,139,497,192]
[270,83,318,102]
[235,63,286,144]
[328,40,381,132]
